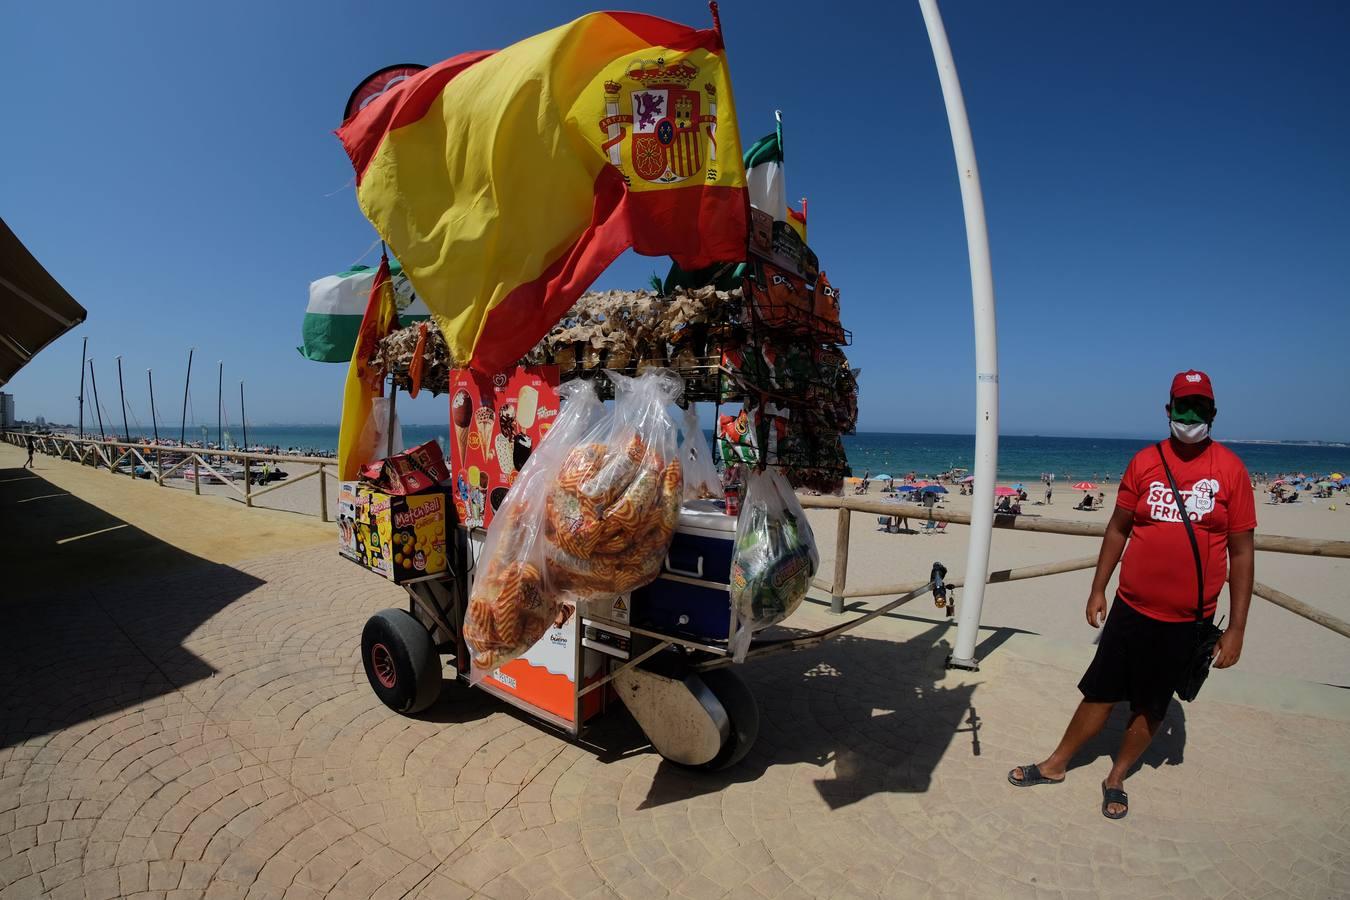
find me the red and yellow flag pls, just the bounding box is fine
[786,199,807,243]
[337,10,748,373]
[337,256,398,478]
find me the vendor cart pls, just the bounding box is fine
[356,507,949,769]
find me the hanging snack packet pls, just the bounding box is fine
[716,409,759,466]
[728,469,820,660]
[464,381,602,673]
[545,369,684,597]
[680,404,721,501]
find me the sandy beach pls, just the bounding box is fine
[148,457,1350,687]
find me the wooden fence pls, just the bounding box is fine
[3,431,339,521]
[799,494,1350,640]
[7,430,1347,640]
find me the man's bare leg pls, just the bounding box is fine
[1010,700,1115,783]
[1101,709,1161,815]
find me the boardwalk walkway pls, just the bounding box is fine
[2,445,1347,899]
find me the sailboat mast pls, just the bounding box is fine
[180,348,194,445]
[240,381,248,451]
[216,361,223,449]
[148,369,160,444]
[77,336,87,440]
[116,356,130,442]
[88,360,107,442]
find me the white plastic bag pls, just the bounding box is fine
[679,404,721,501]
[464,380,602,673]
[545,369,684,598]
[356,396,403,464]
[728,469,820,661]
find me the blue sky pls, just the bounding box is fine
[4,1,1347,440]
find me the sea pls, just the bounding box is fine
[222,426,1348,482]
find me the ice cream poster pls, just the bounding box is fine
[448,365,560,529]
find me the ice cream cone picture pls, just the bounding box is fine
[474,407,495,460]
[452,389,472,466]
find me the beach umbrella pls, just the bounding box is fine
[1072,481,1097,491]
[1330,473,1343,481]
[1270,479,1288,486]
[920,484,948,494]
[1316,481,1334,488]
[895,484,918,493]
[873,473,893,481]
[1011,483,1025,491]
[959,475,975,483]
[994,486,1019,497]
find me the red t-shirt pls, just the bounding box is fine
[1116,439,1256,622]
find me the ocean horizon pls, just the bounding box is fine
[91,424,1349,482]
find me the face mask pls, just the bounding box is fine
[1171,420,1210,444]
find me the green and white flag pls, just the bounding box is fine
[743,111,786,221]
[299,260,430,362]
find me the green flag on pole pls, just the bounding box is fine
[299,259,431,362]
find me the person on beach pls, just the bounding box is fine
[25,435,35,468]
[1008,370,1255,820]
[1045,484,1052,505]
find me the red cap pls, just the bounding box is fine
[1170,370,1214,400]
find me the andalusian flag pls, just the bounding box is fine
[786,198,807,243]
[337,10,748,373]
[743,112,785,221]
[337,256,398,478]
[300,260,430,363]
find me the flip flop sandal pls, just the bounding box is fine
[1101,783,1129,819]
[1007,763,1064,787]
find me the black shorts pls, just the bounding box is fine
[1077,597,1211,721]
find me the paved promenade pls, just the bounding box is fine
[2,446,1348,899]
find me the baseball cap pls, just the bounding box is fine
[1170,370,1214,401]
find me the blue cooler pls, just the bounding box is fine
[629,500,736,643]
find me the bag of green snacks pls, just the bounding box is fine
[728,469,819,660]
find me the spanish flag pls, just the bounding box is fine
[786,198,808,243]
[337,256,398,478]
[338,9,748,373]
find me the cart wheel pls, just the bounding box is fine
[690,668,759,772]
[361,609,442,714]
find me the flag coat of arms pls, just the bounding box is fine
[337,9,748,373]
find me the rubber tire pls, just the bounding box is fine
[361,609,442,714]
[690,668,759,771]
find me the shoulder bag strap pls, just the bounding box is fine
[1156,442,1205,623]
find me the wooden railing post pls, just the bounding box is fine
[193,455,201,495]
[244,457,253,507]
[318,463,329,522]
[831,506,851,614]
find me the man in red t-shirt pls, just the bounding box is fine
[1008,370,1256,820]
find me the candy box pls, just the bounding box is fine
[349,485,451,583]
[337,481,361,562]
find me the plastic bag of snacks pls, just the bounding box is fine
[679,404,721,501]
[728,469,819,661]
[545,369,684,597]
[464,380,603,673]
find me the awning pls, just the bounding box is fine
[0,218,86,386]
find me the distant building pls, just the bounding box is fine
[0,393,13,429]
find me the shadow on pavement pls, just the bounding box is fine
[0,467,264,750]
[635,622,977,811]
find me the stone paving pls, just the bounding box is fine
[3,449,1350,899]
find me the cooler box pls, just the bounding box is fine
[629,501,736,643]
